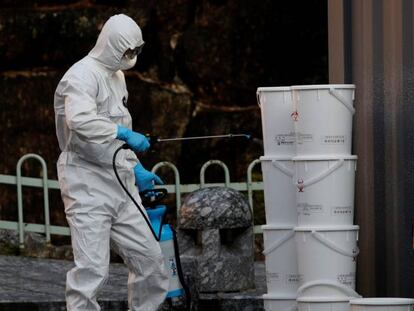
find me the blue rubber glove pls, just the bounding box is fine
[134,162,164,192]
[116,125,150,152]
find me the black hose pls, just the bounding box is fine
[172,227,191,310]
[158,211,165,241]
[112,144,160,241]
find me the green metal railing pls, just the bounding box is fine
[0,154,264,249]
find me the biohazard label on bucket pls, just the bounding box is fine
[274,132,296,146]
[266,271,281,283]
[298,203,324,215]
[337,273,355,287]
[296,133,313,144]
[286,274,303,284]
[332,206,352,216]
[321,135,346,145]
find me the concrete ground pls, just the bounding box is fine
[0,255,266,310]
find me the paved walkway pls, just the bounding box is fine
[0,255,265,310]
[0,255,128,303]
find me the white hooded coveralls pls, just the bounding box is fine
[54,14,169,311]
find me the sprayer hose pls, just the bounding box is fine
[112,145,160,241]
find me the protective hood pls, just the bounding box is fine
[89,14,144,72]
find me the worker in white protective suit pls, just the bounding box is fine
[54,14,169,311]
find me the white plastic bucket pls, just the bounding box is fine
[295,226,360,298]
[298,297,351,311]
[291,84,355,156]
[260,156,296,225]
[350,298,414,311]
[263,294,298,311]
[293,155,357,226]
[257,87,295,156]
[262,225,300,295]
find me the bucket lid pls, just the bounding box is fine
[262,224,295,230]
[263,293,297,300]
[298,296,351,303]
[295,225,359,232]
[291,84,355,90]
[293,155,358,161]
[260,155,293,161]
[350,298,414,306]
[257,86,291,92]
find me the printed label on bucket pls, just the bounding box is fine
[332,206,352,216]
[274,132,296,145]
[296,132,313,144]
[298,203,324,215]
[337,273,355,287]
[321,135,346,145]
[286,274,303,284]
[266,272,281,283]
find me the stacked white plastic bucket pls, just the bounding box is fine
[257,84,359,311]
[292,85,360,311]
[258,87,299,311]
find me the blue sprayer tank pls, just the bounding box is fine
[146,205,184,298]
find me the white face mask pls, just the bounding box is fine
[119,55,137,70]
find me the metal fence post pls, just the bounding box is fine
[200,160,230,188]
[16,154,51,249]
[151,162,181,219]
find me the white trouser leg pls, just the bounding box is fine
[66,211,112,311]
[111,200,169,311]
[58,163,117,311]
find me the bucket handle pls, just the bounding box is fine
[272,160,294,177]
[311,230,360,258]
[262,230,295,255]
[329,88,356,115]
[295,159,344,189]
[256,91,262,107]
[297,280,361,298]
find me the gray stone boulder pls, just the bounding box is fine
[178,187,255,293]
[179,187,252,229]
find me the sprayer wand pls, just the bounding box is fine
[146,133,252,151]
[152,133,251,142]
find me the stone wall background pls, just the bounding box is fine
[0,0,328,239]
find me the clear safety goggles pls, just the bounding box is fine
[124,43,145,59]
